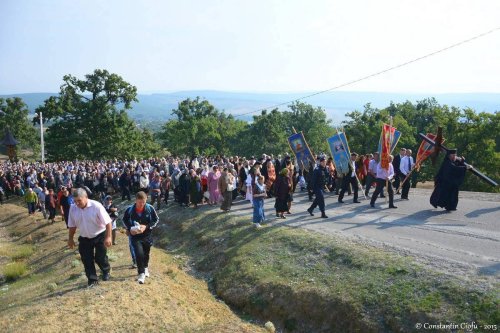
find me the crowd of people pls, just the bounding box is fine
[1,147,470,287]
[0,151,422,225]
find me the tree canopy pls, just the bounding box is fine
[0,97,39,156]
[342,98,499,192]
[35,69,160,160]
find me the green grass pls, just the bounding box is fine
[3,262,27,281]
[157,206,500,332]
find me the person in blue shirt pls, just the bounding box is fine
[122,191,159,284]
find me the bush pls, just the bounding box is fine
[3,262,27,281]
[47,282,58,292]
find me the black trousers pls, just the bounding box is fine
[121,187,131,200]
[401,175,411,199]
[339,176,358,202]
[370,178,394,206]
[78,231,110,282]
[393,173,402,190]
[364,174,375,196]
[131,235,152,274]
[309,189,325,213]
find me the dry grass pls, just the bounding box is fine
[2,262,27,281]
[0,244,35,260]
[0,203,265,333]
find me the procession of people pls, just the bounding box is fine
[0,144,474,287]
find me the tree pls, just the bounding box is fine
[0,97,39,156]
[342,100,499,192]
[35,69,160,160]
[160,97,247,157]
[287,101,335,155]
[239,109,290,156]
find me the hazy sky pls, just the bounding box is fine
[1,0,499,94]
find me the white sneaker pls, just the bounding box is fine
[137,273,145,284]
[254,223,262,229]
[144,267,150,277]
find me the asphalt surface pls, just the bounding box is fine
[229,188,500,277]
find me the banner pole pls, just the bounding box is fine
[386,117,394,206]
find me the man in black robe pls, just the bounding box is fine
[430,149,471,211]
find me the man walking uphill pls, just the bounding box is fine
[123,191,159,284]
[307,157,329,218]
[68,188,112,288]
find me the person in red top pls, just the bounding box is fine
[57,186,66,220]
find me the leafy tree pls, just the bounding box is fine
[35,69,160,160]
[342,103,416,155]
[342,100,499,192]
[0,97,39,156]
[160,97,247,157]
[238,109,290,157]
[287,101,335,155]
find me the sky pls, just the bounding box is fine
[0,0,499,94]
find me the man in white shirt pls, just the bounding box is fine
[370,155,397,209]
[68,188,112,287]
[364,152,385,198]
[399,149,414,200]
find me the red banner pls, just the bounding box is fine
[415,133,445,170]
[380,123,395,170]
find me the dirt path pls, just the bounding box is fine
[0,203,265,333]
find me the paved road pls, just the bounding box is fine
[229,188,500,277]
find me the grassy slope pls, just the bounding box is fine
[0,202,265,333]
[156,204,499,333]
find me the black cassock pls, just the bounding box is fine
[430,157,467,211]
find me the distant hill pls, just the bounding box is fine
[1,91,498,123]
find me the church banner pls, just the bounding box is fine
[378,128,401,155]
[415,133,445,171]
[379,124,396,170]
[327,132,351,175]
[288,132,315,171]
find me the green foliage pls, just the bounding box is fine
[342,99,499,192]
[0,97,39,154]
[160,97,249,156]
[237,109,289,156]
[287,101,335,154]
[36,69,161,160]
[160,99,334,158]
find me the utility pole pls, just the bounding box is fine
[39,111,45,163]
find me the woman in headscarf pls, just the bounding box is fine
[265,160,276,198]
[274,168,291,219]
[207,165,221,205]
[219,167,235,212]
[139,171,150,194]
[189,169,202,208]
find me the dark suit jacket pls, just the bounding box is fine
[393,155,402,175]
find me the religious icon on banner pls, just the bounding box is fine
[327,132,351,175]
[287,132,315,171]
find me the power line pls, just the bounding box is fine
[233,27,500,118]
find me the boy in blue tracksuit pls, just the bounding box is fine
[122,191,159,284]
